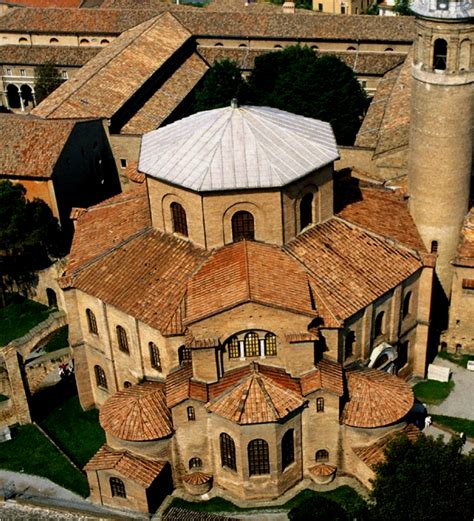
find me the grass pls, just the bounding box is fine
[413,379,454,405]
[432,415,474,439]
[168,486,368,518]
[438,350,474,369]
[0,293,52,346]
[0,424,89,497]
[42,325,69,353]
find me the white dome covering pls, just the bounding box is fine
[139,105,339,192]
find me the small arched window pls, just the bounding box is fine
[402,292,412,319]
[316,449,329,462]
[220,432,237,470]
[264,333,277,356]
[431,240,438,254]
[110,477,126,498]
[316,397,324,412]
[171,202,188,237]
[374,311,385,337]
[46,288,57,308]
[232,211,255,241]
[79,38,90,46]
[274,44,283,49]
[227,336,240,359]
[347,46,356,51]
[244,332,260,357]
[18,37,28,44]
[124,381,132,388]
[214,42,224,47]
[189,457,202,469]
[178,345,192,365]
[49,37,59,44]
[311,45,319,51]
[187,406,195,421]
[100,39,110,45]
[86,309,98,335]
[149,342,161,371]
[433,39,447,70]
[300,192,313,231]
[116,326,129,353]
[385,47,394,52]
[239,43,247,48]
[344,331,355,359]
[281,430,295,471]
[94,365,107,389]
[248,439,270,476]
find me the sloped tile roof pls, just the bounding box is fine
[166,365,194,408]
[99,382,172,441]
[84,444,167,487]
[207,364,305,424]
[454,209,474,268]
[3,0,81,7]
[163,507,239,521]
[186,240,318,324]
[32,12,192,120]
[343,368,413,428]
[0,44,99,66]
[0,115,75,179]
[300,359,344,397]
[309,463,337,477]
[124,161,145,183]
[183,472,213,485]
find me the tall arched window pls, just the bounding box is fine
[248,439,270,476]
[220,433,237,470]
[178,346,192,365]
[171,202,188,237]
[110,477,126,498]
[264,333,277,356]
[227,336,240,359]
[316,449,329,462]
[431,240,438,253]
[116,326,129,353]
[316,397,324,412]
[244,332,260,357]
[46,288,57,308]
[94,365,107,389]
[300,192,313,231]
[232,211,255,241]
[433,39,447,70]
[86,309,98,335]
[149,342,161,370]
[281,430,295,471]
[189,457,202,469]
[374,311,385,337]
[402,292,412,319]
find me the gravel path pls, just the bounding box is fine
[423,424,474,454]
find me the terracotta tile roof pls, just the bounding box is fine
[183,472,212,485]
[120,52,208,135]
[353,423,420,468]
[3,0,81,6]
[335,180,425,252]
[454,209,474,268]
[0,115,75,179]
[0,44,99,66]
[309,463,337,477]
[186,240,318,325]
[343,368,413,428]
[124,161,145,183]
[300,359,344,397]
[285,332,319,343]
[163,507,239,521]
[70,207,87,220]
[166,365,193,408]
[286,217,423,322]
[99,382,172,441]
[32,13,192,120]
[84,444,167,487]
[207,363,305,424]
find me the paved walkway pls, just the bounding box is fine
[423,424,474,454]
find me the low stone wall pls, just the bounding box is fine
[25,348,71,394]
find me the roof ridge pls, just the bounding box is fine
[255,374,280,420]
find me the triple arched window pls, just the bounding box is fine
[171,202,188,237]
[232,211,255,241]
[248,439,270,476]
[281,430,295,471]
[220,433,237,471]
[86,308,98,335]
[227,331,278,359]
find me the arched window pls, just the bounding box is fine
[402,292,412,319]
[18,37,28,44]
[6,84,21,109]
[347,46,356,51]
[149,342,161,371]
[79,38,90,46]
[187,406,195,421]
[116,326,129,353]
[433,39,447,70]
[239,43,247,48]
[220,433,237,470]
[214,42,224,47]
[227,336,240,359]
[264,333,277,356]
[385,47,394,52]
[232,211,255,241]
[316,397,324,412]
[311,45,319,50]
[46,288,57,308]
[397,340,409,370]
[20,84,34,108]
[94,365,107,389]
[189,457,202,469]
[344,331,355,359]
[171,202,188,237]
[248,439,270,476]
[300,192,313,231]
[281,430,295,471]
[274,44,283,49]
[124,381,132,388]
[373,353,389,369]
[374,311,385,337]
[178,346,192,365]
[244,332,260,357]
[86,309,98,335]
[100,39,110,45]
[431,240,438,253]
[316,449,329,462]
[49,37,59,44]
[110,477,126,498]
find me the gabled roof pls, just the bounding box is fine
[0,115,75,179]
[139,105,338,192]
[0,44,99,66]
[300,359,344,397]
[84,444,167,488]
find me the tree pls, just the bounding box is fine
[193,59,249,113]
[34,61,63,104]
[0,181,62,307]
[370,433,474,521]
[393,0,412,15]
[288,495,349,521]
[248,46,367,145]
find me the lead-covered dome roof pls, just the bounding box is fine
[139,105,338,192]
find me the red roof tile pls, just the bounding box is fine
[166,365,193,408]
[300,359,344,397]
[183,472,212,485]
[124,161,145,183]
[309,463,337,476]
[454,209,474,268]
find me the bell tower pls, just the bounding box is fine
[408,0,473,298]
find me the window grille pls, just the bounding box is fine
[228,336,240,359]
[244,332,260,357]
[189,457,202,469]
[316,397,325,412]
[171,202,188,237]
[94,365,107,389]
[86,309,98,335]
[264,333,277,356]
[316,449,329,462]
[110,477,126,498]
[220,433,237,470]
[248,439,270,476]
[232,211,255,241]
[187,406,195,421]
[149,342,161,371]
[116,326,129,353]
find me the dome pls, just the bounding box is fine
[139,105,339,193]
[411,0,473,20]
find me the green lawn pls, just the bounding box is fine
[413,380,454,405]
[42,325,69,353]
[0,293,52,346]
[432,415,474,439]
[438,350,474,369]
[0,424,89,497]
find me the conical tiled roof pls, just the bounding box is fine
[139,105,338,192]
[100,382,173,441]
[207,365,305,424]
